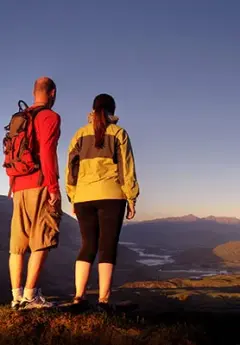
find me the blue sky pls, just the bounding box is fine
[0,0,240,219]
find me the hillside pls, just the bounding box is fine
[214,241,240,267]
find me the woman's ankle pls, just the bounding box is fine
[98,297,109,304]
[74,294,86,300]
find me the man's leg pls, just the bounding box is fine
[25,250,48,289]
[9,191,30,307]
[21,187,60,307]
[21,250,48,301]
[9,254,24,289]
[9,251,48,303]
[9,254,24,306]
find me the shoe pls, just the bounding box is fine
[11,287,23,310]
[72,297,90,310]
[96,302,115,313]
[73,297,83,304]
[19,289,55,310]
[11,300,21,310]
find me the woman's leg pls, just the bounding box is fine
[74,202,99,299]
[98,263,114,303]
[74,261,91,299]
[97,199,126,303]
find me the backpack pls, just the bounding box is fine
[3,100,46,196]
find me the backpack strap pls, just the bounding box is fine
[29,106,49,187]
[29,105,49,118]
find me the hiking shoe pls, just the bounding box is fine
[11,300,21,310]
[20,289,55,310]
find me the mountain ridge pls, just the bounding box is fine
[134,214,240,225]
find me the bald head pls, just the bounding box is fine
[34,77,56,94]
[33,77,57,108]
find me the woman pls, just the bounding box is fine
[65,94,139,308]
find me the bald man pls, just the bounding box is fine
[9,77,61,309]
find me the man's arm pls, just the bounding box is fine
[36,110,61,195]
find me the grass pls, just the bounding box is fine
[1,304,240,345]
[2,275,240,344]
[0,305,209,345]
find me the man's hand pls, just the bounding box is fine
[126,202,136,220]
[49,191,61,206]
[48,191,62,217]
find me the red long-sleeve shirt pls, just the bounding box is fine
[12,108,61,194]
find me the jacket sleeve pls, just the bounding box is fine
[116,128,140,205]
[65,131,81,203]
[37,111,61,194]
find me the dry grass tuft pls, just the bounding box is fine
[0,306,203,345]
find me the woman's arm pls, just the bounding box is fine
[116,128,140,207]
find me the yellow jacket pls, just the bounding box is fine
[65,116,139,205]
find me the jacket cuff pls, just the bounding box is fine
[127,199,136,206]
[48,182,60,194]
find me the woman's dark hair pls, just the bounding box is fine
[92,94,116,149]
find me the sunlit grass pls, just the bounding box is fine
[2,275,240,344]
[0,306,202,345]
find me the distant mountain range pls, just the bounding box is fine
[123,215,240,273]
[138,214,240,225]
[121,214,240,250]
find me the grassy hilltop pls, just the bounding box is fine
[1,274,240,345]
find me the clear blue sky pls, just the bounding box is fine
[0,0,240,220]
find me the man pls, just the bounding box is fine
[9,77,61,309]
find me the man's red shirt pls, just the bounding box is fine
[12,108,61,194]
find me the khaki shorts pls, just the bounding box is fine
[10,187,61,254]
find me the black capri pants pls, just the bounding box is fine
[74,199,126,265]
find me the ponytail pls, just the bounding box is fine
[92,94,116,148]
[93,109,107,148]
